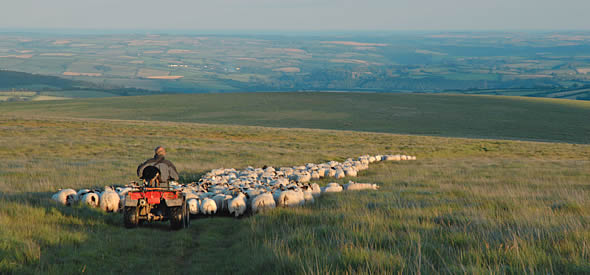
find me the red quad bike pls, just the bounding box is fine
[123,184,190,230]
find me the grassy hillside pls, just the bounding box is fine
[1,115,590,273]
[2,92,590,144]
[0,70,162,101]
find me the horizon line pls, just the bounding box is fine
[1,28,590,36]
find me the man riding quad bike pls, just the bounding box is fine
[124,146,189,230]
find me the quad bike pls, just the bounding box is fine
[123,181,190,230]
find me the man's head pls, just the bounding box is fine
[154,146,166,157]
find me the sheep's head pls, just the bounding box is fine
[65,194,76,206]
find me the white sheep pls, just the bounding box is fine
[343,182,380,191]
[310,171,321,180]
[277,189,305,208]
[322,183,343,193]
[200,198,217,215]
[303,190,315,203]
[251,193,276,213]
[212,193,231,214]
[76,189,90,197]
[99,187,120,212]
[51,189,78,206]
[310,183,322,198]
[344,167,358,177]
[229,193,247,217]
[81,192,99,208]
[334,169,345,179]
[187,198,200,215]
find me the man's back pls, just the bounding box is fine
[137,155,179,186]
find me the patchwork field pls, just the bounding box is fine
[1,93,590,273]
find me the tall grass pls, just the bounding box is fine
[2,92,590,144]
[1,116,589,274]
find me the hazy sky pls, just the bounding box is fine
[1,0,589,31]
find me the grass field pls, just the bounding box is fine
[2,92,590,144]
[1,93,590,274]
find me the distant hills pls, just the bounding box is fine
[0,70,161,101]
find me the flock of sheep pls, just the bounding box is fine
[51,154,417,217]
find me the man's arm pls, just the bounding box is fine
[137,159,152,177]
[168,162,180,181]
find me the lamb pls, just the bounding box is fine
[81,192,100,208]
[343,181,380,191]
[200,198,217,215]
[51,188,78,206]
[229,193,247,217]
[322,183,343,193]
[251,193,276,213]
[99,187,120,212]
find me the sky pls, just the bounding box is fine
[1,0,589,32]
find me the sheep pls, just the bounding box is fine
[229,193,247,217]
[310,183,322,198]
[334,169,346,179]
[251,193,276,213]
[116,187,133,197]
[118,194,126,211]
[310,171,321,180]
[270,178,289,187]
[76,189,90,197]
[52,189,78,206]
[383,155,401,161]
[303,189,315,203]
[344,167,358,177]
[343,181,380,191]
[277,189,305,208]
[200,198,217,215]
[187,198,200,215]
[212,193,232,214]
[99,187,120,212]
[81,192,100,208]
[322,183,343,193]
[57,154,393,217]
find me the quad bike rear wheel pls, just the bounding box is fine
[124,206,139,228]
[170,206,183,230]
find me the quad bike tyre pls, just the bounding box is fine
[170,202,189,230]
[124,206,139,228]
